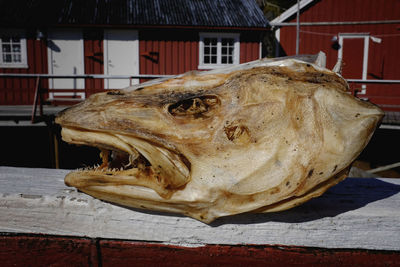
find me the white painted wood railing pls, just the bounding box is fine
[1,166,399,251]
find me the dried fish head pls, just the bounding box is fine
[56,53,383,223]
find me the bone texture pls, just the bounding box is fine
[56,52,384,223]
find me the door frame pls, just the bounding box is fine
[338,33,370,80]
[47,28,85,99]
[103,29,139,89]
[338,33,370,94]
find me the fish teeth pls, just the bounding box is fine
[74,165,125,173]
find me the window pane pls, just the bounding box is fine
[3,54,12,62]
[221,56,227,64]
[2,44,11,52]
[222,38,234,46]
[204,38,217,46]
[12,44,21,52]
[12,37,20,42]
[222,47,227,55]
[2,37,11,43]
[201,35,237,66]
[13,54,21,62]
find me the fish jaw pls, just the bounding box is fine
[60,126,191,199]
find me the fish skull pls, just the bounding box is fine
[55,53,383,223]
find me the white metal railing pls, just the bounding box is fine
[347,79,400,84]
[0,74,174,123]
[0,73,174,79]
[1,74,398,83]
[1,74,399,123]
[347,79,400,111]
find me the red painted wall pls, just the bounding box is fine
[280,23,400,73]
[1,29,262,105]
[84,30,104,96]
[0,36,48,105]
[139,29,199,77]
[278,0,400,111]
[0,31,105,105]
[240,32,261,63]
[139,29,261,81]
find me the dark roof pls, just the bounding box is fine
[0,0,269,28]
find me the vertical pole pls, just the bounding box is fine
[31,77,40,123]
[296,0,300,55]
[53,132,60,169]
[38,78,44,117]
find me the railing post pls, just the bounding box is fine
[31,76,41,123]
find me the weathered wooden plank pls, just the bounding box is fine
[98,241,400,267]
[1,166,399,250]
[1,235,399,267]
[0,235,98,267]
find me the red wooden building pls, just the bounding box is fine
[271,0,400,114]
[0,0,268,105]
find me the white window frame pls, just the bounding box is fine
[0,29,28,68]
[199,32,240,69]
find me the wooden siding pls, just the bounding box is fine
[139,30,261,79]
[84,30,104,96]
[139,29,199,78]
[279,24,400,72]
[277,0,400,111]
[0,31,105,105]
[293,0,400,23]
[0,37,48,105]
[1,29,262,105]
[240,32,261,63]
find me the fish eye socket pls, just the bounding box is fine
[168,95,220,117]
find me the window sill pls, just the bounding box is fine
[198,64,237,70]
[0,64,29,69]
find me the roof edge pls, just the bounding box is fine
[270,0,314,24]
[33,24,270,31]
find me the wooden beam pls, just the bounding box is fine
[0,166,399,251]
[1,235,399,267]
